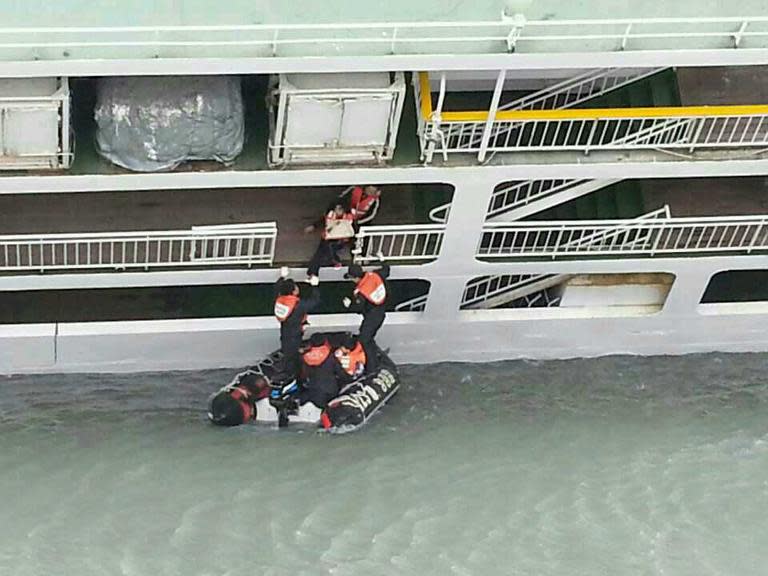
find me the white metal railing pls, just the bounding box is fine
[500,68,664,113]
[488,179,583,218]
[353,224,444,263]
[0,20,519,58]
[2,17,768,59]
[0,222,277,272]
[463,273,549,307]
[463,211,670,306]
[509,16,768,52]
[487,179,624,221]
[477,209,768,259]
[428,203,451,224]
[394,294,429,312]
[429,109,768,158]
[470,67,667,151]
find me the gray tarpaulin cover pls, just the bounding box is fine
[94,76,244,172]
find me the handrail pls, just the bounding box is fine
[354,223,445,263]
[1,16,767,57]
[0,222,277,271]
[418,74,768,122]
[478,209,768,259]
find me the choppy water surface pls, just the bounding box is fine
[1,353,768,576]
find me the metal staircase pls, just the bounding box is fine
[461,273,569,310]
[486,178,624,222]
[465,67,667,148]
[501,68,666,113]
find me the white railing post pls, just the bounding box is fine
[478,69,506,163]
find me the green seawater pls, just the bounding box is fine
[1,353,767,575]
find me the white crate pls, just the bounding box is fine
[0,77,71,170]
[268,72,405,167]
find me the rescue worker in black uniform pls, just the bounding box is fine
[274,267,320,379]
[298,333,345,408]
[343,260,390,372]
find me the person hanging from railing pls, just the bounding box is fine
[333,334,368,385]
[305,202,356,278]
[297,333,345,408]
[342,256,390,372]
[274,266,320,378]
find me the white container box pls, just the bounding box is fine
[268,72,405,166]
[0,77,71,170]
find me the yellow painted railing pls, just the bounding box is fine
[417,72,768,122]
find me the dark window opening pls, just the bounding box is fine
[0,280,430,324]
[700,270,768,303]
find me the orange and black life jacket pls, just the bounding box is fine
[350,186,377,219]
[354,272,387,306]
[274,294,299,322]
[303,341,332,367]
[334,342,367,377]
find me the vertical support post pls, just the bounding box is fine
[59,77,71,169]
[271,77,289,166]
[478,69,506,163]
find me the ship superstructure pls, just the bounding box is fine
[2,1,768,372]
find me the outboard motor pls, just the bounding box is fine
[268,380,301,428]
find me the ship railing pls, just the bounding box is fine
[490,179,582,219]
[0,222,277,272]
[0,19,520,58]
[499,68,665,113]
[462,211,665,304]
[461,273,567,309]
[2,17,768,58]
[394,293,429,312]
[353,224,445,264]
[428,203,451,224]
[420,103,768,163]
[477,209,768,259]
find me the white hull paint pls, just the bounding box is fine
[3,304,768,374]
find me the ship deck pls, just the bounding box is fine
[1,1,768,65]
[0,184,447,266]
[7,1,764,30]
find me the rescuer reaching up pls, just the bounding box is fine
[343,256,390,372]
[274,266,320,378]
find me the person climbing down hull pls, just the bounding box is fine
[274,267,320,377]
[207,332,399,433]
[343,261,390,372]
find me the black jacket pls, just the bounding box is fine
[301,353,344,408]
[349,263,390,316]
[274,282,321,350]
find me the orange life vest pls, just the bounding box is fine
[303,341,332,367]
[354,272,387,306]
[274,294,299,322]
[350,186,378,219]
[334,342,367,377]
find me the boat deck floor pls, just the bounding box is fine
[0,185,430,266]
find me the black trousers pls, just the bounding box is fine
[358,310,385,372]
[307,240,346,276]
[279,341,301,380]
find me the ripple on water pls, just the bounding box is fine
[1,353,768,575]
